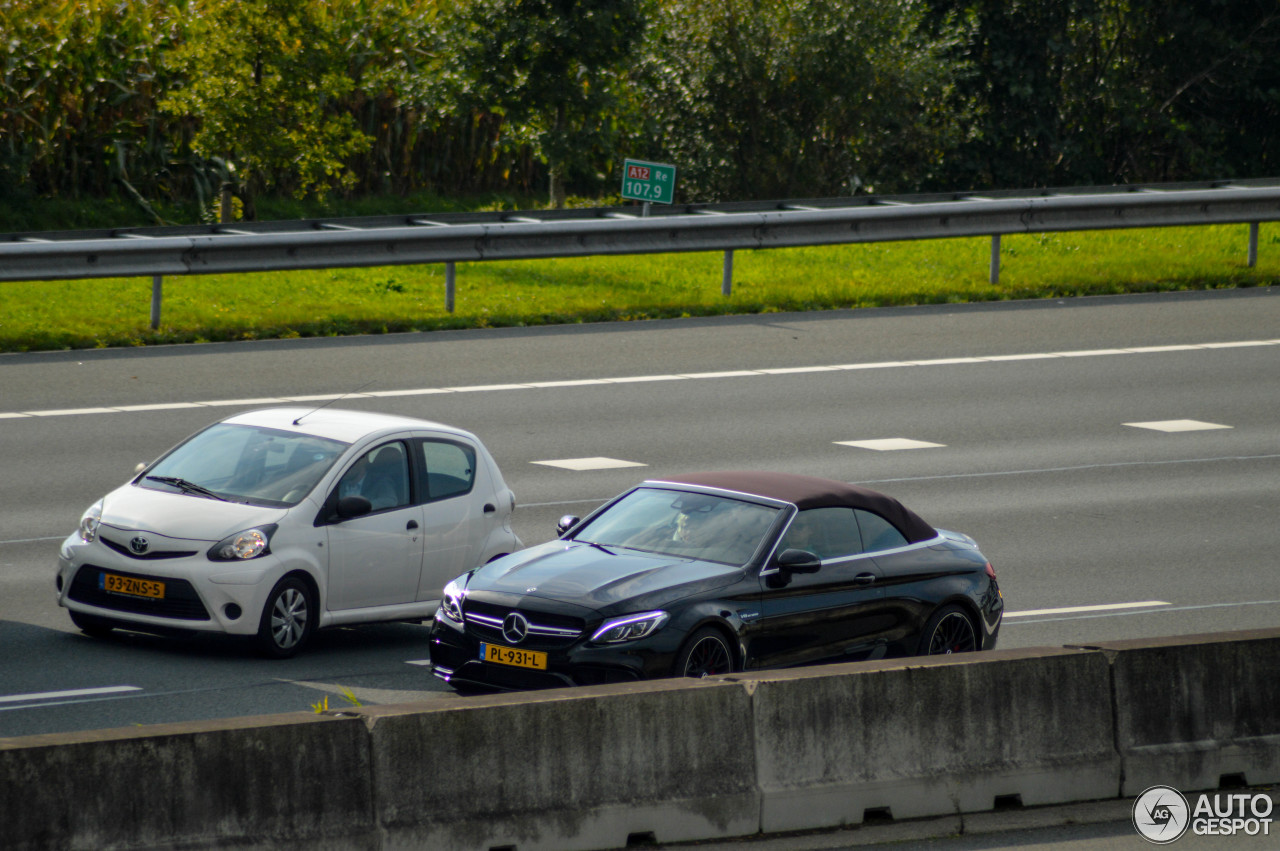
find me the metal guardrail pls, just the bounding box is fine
[3,179,1278,325]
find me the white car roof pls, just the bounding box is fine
[220,407,472,445]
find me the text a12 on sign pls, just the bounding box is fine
[622,159,676,205]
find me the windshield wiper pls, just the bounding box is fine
[578,540,618,556]
[145,475,228,502]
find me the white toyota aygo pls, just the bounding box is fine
[55,407,522,657]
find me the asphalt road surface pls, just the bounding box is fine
[2,287,1278,740]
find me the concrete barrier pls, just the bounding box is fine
[4,631,1280,850]
[0,712,375,851]
[740,647,1119,833]
[352,679,759,851]
[1075,627,1280,796]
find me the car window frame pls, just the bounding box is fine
[853,508,911,554]
[412,436,479,504]
[321,438,415,523]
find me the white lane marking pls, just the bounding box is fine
[1006,599,1280,625]
[0,685,142,705]
[856,452,1280,485]
[1004,601,1170,619]
[604,374,687,384]
[27,407,120,417]
[0,534,65,545]
[836,438,947,451]
[406,660,432,667]
[1125,419,1233,432]
[2,338,1276,420]
[533,457,648,471]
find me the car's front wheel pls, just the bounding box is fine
[674,627,735,678]
[919,604,978,656]
[256,576,314,659]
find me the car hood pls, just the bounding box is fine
[99,483,288,542]
[468,540,744,613]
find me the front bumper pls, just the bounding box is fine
[428,614,680,691]
[56,533,278,637]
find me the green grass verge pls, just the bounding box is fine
[1,223,1276,353]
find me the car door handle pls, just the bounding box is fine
[406,520,419,530]
[853,573,877,586]
[483,503,496,514]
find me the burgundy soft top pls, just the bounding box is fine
[650,471,937,544]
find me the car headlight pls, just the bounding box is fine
[439,578,466,625]
[590,611,669,644]
[207,525,277,561]
[78,501,104,543]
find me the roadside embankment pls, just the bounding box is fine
[3,628,1277,851]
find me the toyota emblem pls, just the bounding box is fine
[129,536,150,555]
[502,612,529,645]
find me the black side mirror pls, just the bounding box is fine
[336,495,373,520]
[776,548,822,574]
[556,515,581,537]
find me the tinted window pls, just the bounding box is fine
[578,487,779,566]
[420,440,476,501]
[777,507,864,560]
[855,509,909,552]
[338,442,410,511]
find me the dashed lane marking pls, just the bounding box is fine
[1004,601,1170,619]
[0,685,142,706]
[835,438,947,451]
[1124,419,1233,432]
[532,457,648,471]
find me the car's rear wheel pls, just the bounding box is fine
[919,604,977,655]
[674,627,735,678]
[70,611,117,638]
[256,576,314,659]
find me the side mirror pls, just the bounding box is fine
[775,548,821,574]
[556,515,580,537]
[336,495,372,520]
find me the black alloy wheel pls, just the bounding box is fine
[920,605,978,656]
[256,576,314,659]
[675,627,735,678]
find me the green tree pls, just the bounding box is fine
[634,0,970,200]
[924,0,1280,188]
[442,0,647,206]
[159,0,372,210]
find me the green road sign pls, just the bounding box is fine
[621,159,676,204]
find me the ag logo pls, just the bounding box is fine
[1133,785,1190,844]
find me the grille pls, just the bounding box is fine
[68,566,211,621]
[462,600,584,649]
[101,537,199,560]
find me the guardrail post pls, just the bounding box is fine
[150,275,162,330]
[1249,222,1259,268]
[445,262,456,313]
[990,235,1001,285]
[722,250,734,296]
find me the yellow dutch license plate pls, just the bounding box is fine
[100,572,165,599]
[480,642,547,670]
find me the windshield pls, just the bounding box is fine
[140,423,348,507]
[576,487,780,566]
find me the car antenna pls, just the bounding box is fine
[292,380,376,426]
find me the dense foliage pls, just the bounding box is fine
[2,0,1277,221]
